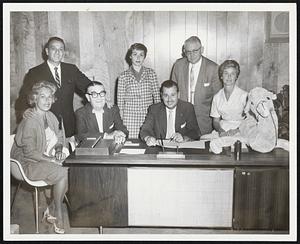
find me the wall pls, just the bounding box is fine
[10,11,289,132]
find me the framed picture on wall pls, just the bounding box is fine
[265,11,289,43]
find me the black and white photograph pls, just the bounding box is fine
[3,2,297,242]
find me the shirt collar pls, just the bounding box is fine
[189,57,202,69]
[92,108,104,114]
[47,60,61,71]
[166,106,177,113]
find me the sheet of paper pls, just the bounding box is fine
[162,140,206,149]
[120,148,146,154]
[124,141,140,147]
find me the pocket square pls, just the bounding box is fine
[109,123,114,129]
[180,122,187,128]
[204,82,210,87]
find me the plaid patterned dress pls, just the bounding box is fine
[117,66,160,138]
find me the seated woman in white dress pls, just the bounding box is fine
[210,60,248,137]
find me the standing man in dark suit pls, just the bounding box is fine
[15,36,92,142]
[171,36,222,135]
[140,80,200,146]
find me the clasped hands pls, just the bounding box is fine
[145,132,184,147]
[104,130,126,144]
[219,128,239,137]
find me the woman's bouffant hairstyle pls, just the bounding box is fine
[28,80,57,106]
[128,43,148,58]
[218,60,240,81]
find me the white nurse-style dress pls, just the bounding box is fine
[210,85,248,131]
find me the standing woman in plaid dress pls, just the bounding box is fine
[117,43,160,138]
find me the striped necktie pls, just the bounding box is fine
[54,67,61,88]
[190,64,195,104]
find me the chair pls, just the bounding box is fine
[10,134,70,234]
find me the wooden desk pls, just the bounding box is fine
[64,143,289,231]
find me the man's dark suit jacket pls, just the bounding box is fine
[139,99,200,141]
[15,62,91,137]
[75,103,129,142]
[171,56,222,135]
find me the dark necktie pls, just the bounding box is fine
[54,67,61,88]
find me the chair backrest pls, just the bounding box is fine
[10,134,48,187]
[10,134,24,181]
[10,159,25,181]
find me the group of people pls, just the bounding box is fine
[11,35,248,234]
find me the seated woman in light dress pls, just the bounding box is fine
[11,81,68,234]
[210,60,248,137]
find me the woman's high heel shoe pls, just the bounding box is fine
[42,207,57,224]
[53,222,65,234]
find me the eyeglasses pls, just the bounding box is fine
[185,47,201,55]
[87,91,106,98]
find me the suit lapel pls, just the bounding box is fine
[86,104,100,132]
[196,57,206,88]
[102,105,111,132]
[182,60,189,100]
[60,62,66,87]
[175,101,184,131]
[43,62,56,83]
[158,105,167,138]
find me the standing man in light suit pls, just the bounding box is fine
[15,36,92,143]
[171,36,222,135]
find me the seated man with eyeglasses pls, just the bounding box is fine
[75,81,129,144]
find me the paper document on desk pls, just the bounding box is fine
[162,140,206,149]
[124,141,140,147]
[120,148,146,154]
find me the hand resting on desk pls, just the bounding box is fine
[104,130,126,144]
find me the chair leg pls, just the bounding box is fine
[64,194,71,209]
[11,181,22,212]
[34,187,39,234]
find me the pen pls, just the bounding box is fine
[160,136,165,152]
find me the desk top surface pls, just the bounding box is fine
[64,140,289,167]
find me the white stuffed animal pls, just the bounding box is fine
[210,87,289,154]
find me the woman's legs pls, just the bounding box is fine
[52,174,68,227]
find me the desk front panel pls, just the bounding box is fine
[128,167,234,227]
[68,166,128,227]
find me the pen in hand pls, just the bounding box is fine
[160,136,165,152]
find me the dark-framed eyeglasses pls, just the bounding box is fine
[87,91,106,98]
[185,47,201,55]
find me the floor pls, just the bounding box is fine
[10,179,288,237]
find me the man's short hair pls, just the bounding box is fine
[46,36,65,49]
[184,36,202,48]
[160,80,179,93]
[85,81,105,93]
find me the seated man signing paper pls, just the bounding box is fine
[140,80,200,146]
[75,81,129,144]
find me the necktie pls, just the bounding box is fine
[54,67,61,88]
[190,64,195,104]
[166,109,175,139]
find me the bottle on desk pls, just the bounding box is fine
[234,140,242,161]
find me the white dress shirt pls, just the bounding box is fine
[165,107,176,139]
[188,58,202,103]
[92,109,104,133]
